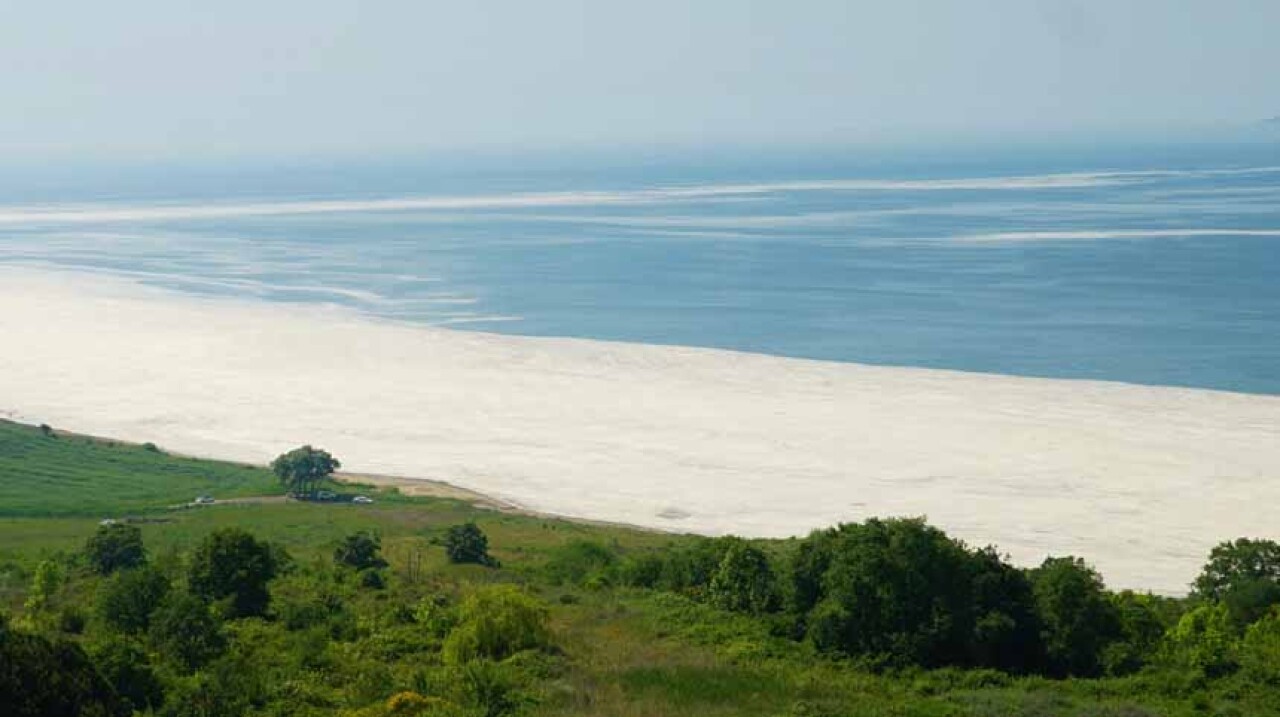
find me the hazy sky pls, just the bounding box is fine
[2,1,1277,160]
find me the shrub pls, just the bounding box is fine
[444,522,496,566]
[442,585,553,664]
[335,531,389,571]
[708,539,778,615]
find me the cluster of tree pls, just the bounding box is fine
[592,518,1280,680]
[5,519,558,717]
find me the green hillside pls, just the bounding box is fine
[0,420,280,517]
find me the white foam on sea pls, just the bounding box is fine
[4,165,1278,226]
[2,266,1278,594]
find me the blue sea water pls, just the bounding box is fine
[3,140,1280,394]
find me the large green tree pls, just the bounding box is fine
[801,518,979,667]
[271,445,340,498]
[188,528,283,618]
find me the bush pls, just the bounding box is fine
[442,585,553,664]
[708,539,778,615]
[444,522,496,567]
[85,523,147,575]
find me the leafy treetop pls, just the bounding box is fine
[271,445,340,497]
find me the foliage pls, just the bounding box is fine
[91,637,165,713]
[148,592,226,671]
[1030,556,1122,677]
[0,614,129,717]
[444,522,495,566]
[442,585,553,664]
[708,539,778,615]
[96,564,171,634]
[542,539,616,586]
[1193,538,1280,601]
[6,430,1280,715]
[1103,590,1175,676]
[1164,603,1239,678]
[23,558,65,616]
[272,445,341,498]
[85,522,147,575]
[335,531,390,571]
[794,518,1037,670]
[188,527,283,617]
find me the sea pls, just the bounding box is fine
[3,139,1279,395]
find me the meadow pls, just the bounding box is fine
[2,418,1278,717]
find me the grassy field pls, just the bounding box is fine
[0,419,281,517]
[1,418,1276,717]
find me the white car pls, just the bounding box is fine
[194,495,215,505]
[351,496,374,504]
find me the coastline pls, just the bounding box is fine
[3,264,1278,594]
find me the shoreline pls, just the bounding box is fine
[3,265,1279,593]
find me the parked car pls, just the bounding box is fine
[194,495,215,505]
[352,495,374,504]
[316,490,337,501]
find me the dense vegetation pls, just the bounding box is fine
[2,418,1280,716]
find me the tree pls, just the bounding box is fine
[708,539,778,615]
[96,565,171,635]
[335,531,389,571]
[148,593,226,671]
[967,547,1044,673]
[444,522,496,566]
[1102,590,1173,676]
[271,445,341,498]
[86,523,146,575]
[0,614,129,717]
[1193,538,1280,601]
[799,518,981,668]
[1193,538,1280,628]
[1030,556,1122,677]
[188,528,283,618]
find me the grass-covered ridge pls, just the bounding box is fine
[0,419,280,517]
[2,419,1280,716]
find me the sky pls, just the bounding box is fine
[1,1,1277,161]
